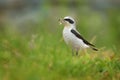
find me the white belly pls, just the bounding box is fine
[63,28,89,50]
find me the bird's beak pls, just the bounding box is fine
[59,18,65,25]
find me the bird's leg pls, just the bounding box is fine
[76,51,78,56]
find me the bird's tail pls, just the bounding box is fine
[91,47,98,51]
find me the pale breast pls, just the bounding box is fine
[63,27,89,50]
[63,28,72,45]
[63,28,78,47]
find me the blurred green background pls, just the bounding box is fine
[0,0,120,80]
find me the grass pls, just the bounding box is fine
[0,2,119,79]
[0,29,120,80]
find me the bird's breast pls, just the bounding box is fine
[63,28,89,49]
[63,28,75,45]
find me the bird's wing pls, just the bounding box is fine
[71,29,95,47]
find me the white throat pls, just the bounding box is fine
[65,24,76,29]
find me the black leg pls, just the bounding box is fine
[76,51,78,56]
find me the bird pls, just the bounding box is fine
[59,16,98,55]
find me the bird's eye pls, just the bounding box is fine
[64,19,74,24]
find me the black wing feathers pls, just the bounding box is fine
[71,29,95,47]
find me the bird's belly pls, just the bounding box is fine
[63,31,89,49]
[63,32,79,47]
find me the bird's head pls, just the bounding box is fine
[59,16,76,28]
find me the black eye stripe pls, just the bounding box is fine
[64,19,74,24]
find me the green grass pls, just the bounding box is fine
[0,30,120,80]
[0,2,119,79]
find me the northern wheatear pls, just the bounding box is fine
[59,16,98,55]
